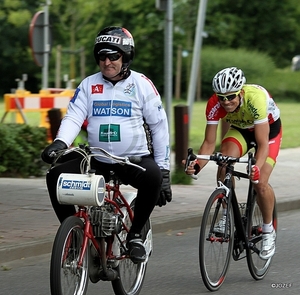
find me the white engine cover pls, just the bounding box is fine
[57,173,106,206]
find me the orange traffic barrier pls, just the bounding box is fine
[1,88,75,140]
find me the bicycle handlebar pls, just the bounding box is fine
[185,148,256,180]
[51,145,146,173]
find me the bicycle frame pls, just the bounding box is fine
[221,162,257,260]
[74,175,135,270]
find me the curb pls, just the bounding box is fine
[1,198,300,264]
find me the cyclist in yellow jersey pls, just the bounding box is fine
[185,67,282,260]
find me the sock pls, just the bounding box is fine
[223,208,227,216]
[262,222,274,233]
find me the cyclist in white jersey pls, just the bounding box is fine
[42,26,172,263]
[185,67,282,260]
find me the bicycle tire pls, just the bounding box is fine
[199,188,234,291]
[111,199,151,295]
[50,216,89,295]
[246,193,277,280]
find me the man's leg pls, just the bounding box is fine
[254,162,276,259]
[121,156,162,263]
[254,163,274,226]
[46,155,83,223]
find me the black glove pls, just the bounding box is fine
[41,140,67,164]
[156,169,172,207]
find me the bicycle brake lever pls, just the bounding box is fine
[185,148,196,171]
[124,157,146,171]
[49,151,57,158]
[185,148,198,180]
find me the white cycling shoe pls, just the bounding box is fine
[213,216,229,235]
[259,230,276,260]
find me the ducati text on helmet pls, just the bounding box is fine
[94,26,135,69]
[212,67,246,94]
[95,35,134,47]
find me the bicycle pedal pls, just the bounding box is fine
[89,264,101,283]
[108,258,119,268]
[99,268,119,281]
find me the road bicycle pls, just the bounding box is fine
[185,148,277,291]
[49,145,153,295]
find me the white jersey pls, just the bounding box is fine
[56,70,170,170]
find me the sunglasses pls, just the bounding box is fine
[99,52,122,62]
[216,90,241,101]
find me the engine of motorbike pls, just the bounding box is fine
[90,204,122,237]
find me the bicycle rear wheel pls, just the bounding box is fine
[50,216,89,295]
[246,193,277,280]
[111,199,152,295]
[199,188,234,291]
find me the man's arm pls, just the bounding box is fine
[185,123,218,175]
[197,124,218,170]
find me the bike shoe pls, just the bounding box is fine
[127,233,146,264]
[259,230,276,260]
[213,216,229,235]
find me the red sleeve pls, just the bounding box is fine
[81,119,88,131]
[206,94,227,122]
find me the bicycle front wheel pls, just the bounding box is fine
[246,194,277,280]
[111,199,151,295]
[50,216,89,295]
[199,188,234,291]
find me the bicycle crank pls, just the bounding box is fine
[99,268,119,281]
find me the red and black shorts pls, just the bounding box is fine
[222,118,282,167]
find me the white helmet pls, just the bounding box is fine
[212,67,246,93]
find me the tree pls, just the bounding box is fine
[0,0,42,96]
[1,0,300,97]
[204,0,300,67]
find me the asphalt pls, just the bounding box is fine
[0,147,299,264]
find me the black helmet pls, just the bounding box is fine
[94,26,135,69]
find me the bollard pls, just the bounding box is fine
[47,108,62,141]
[174,105,189,167]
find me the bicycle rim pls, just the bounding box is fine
[50,216,89,295]
[199,189,234,291]
[246,196,277,280]
[111,200,150,295]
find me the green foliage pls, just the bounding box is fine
[0,0,41,96]
[259,69,300,101]
[200,47,276,98]
[171,166,192,185]
[276,102,300,148]
[205,0,300,68]
[1,0,300,102]
[178,46,300,101]
[0,124,48,177]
